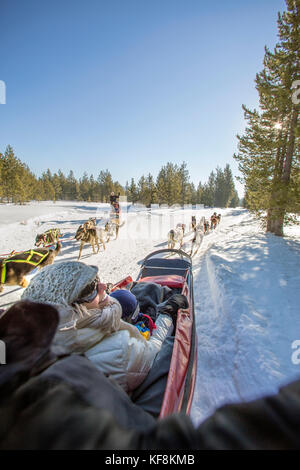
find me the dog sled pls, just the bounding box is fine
[111,248,197,418]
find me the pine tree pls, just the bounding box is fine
[146,174,157,205]
[234,0,300,235]
[229,190,240,208]
[50,173,61,201]
[57,170,67,200]
[156,166,168,205]
[214,167,226,207]
[196,182,204,204]
[223,164,237,207]
[13,174,27,204]
[43,178,55,201]
[128,178,138,204]
[1,146,19,202]
[156,162,182,206]
[190,182,197,205]
[100,170,114,202]
[178,162,190,206]
[202,171,216,207]
[79,172,90,201]
[137,175,148,205]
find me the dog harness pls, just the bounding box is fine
[40,229,60,245]
[0,249,49,284]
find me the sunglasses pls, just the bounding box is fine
[76,276,101,304]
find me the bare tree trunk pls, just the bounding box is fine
[266,128,286,234]
[271,208,285,236]
[266,208,273,232]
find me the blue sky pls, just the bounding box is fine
[0,0,285,196]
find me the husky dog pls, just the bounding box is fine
[168,226,184,249]
[0,242,61,292]
[104,221,119,241]
[35,229,61,247]
[203,219,210,234]
[75,225,106,260]
[190,227,203,257]
[176,223,186,235]
[210,212,218,230]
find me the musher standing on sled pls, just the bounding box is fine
[109,192,121,222]
[110,191,120,205]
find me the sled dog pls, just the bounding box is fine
[0,242,61,292]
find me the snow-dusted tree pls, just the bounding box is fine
[234,0,300,235]
[127,178,139,204]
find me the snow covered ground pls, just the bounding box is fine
[0,201,300,426]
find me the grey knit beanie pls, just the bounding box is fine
[22,261,99,305]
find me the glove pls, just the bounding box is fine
[105,283,114,294]
[157,294,189,325]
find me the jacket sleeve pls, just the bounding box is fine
[191,378,300,449]
[131,378,300,450]
[124,314,173,392]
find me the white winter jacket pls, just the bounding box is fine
[50,297,173,393]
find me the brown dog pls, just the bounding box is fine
[75,225,106,260]
[35,229,61,247]
[0,242,61,292]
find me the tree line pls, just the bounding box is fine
[0,146,240,208]
[126,162,239,207]
[234,0,300,236]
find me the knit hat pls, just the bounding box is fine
[21,261,99,306]
[110,289,139,319]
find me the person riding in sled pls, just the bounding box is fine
[21,261,188,393]
[110,289,156,341]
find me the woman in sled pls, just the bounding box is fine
[21,261,187,393]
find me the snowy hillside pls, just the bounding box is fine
[0,201,299,426]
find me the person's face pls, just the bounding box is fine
[83,281,109,309]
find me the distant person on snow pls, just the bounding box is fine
[21,261,187,393]
[110,191,120,205]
